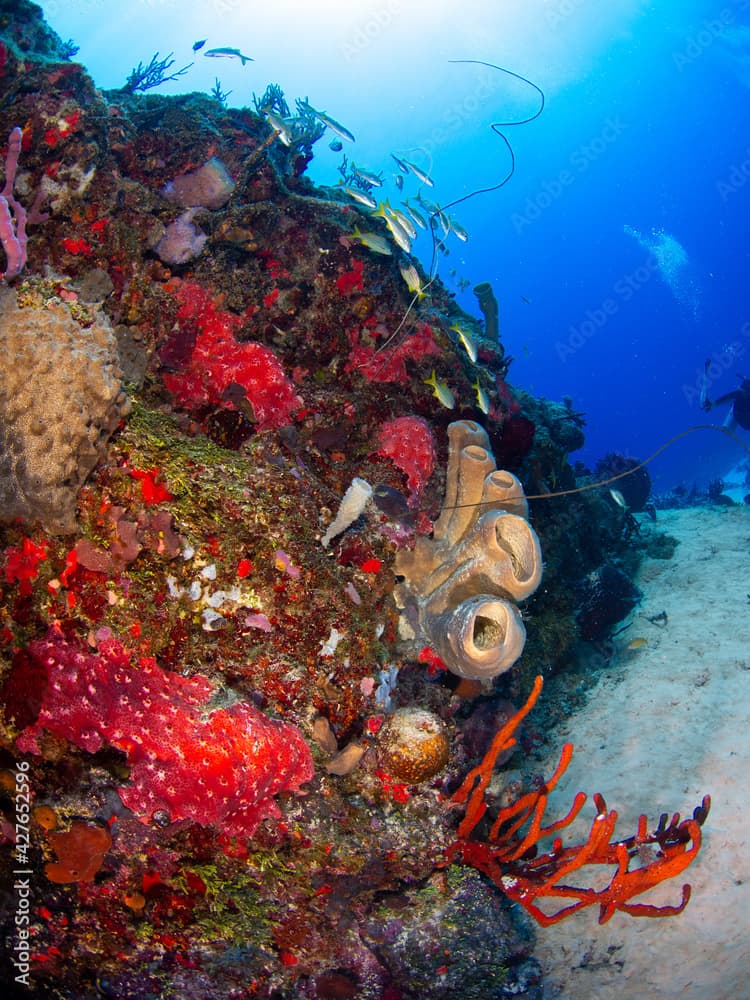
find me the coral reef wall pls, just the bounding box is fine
[0,4,646,998]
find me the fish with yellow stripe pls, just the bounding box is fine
[424,370,455,409]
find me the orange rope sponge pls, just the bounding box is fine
[448,676,710,926]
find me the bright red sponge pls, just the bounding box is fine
[376,415,436,506]
[16,627,313,837]
[162,281,302,431]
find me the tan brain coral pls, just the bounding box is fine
[393,420,542,681]
[0,288,130,534]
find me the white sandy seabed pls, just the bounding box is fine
[534,506,750,1000]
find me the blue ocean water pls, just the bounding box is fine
[38,0,750,491]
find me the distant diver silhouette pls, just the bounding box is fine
[700,363,750,431]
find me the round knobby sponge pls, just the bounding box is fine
[0,289,131,533]
[377,706,450,783]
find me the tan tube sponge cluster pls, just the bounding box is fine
[393,420,542,681]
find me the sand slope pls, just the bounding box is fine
[536,507,750,1000]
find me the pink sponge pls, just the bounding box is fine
[376,415,436,506]
[17,628,313,837]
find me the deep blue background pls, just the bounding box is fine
[438,7,750,490]
[38,0,750,490]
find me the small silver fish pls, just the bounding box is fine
[342,186,377,209]
[416,192,437,214]
[265,111,294,146]
[402,157,434,187]
[312,109,355,142]
[450,218,469,242]
[403,201,427,230]
[352,165,383,188]
[609,488,629,509]
[391,153,410,173]
[434,205,451,237]
[204,46,254,65]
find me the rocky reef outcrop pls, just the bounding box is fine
[0,3,662,997]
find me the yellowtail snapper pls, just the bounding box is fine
[351,226,392,255]
[386,204,416,239]
[424,370,455,409]
[372,201,411,253]
[450,323,478,363]
[471,379,490,414]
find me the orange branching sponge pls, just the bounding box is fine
[448,676,711,926]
